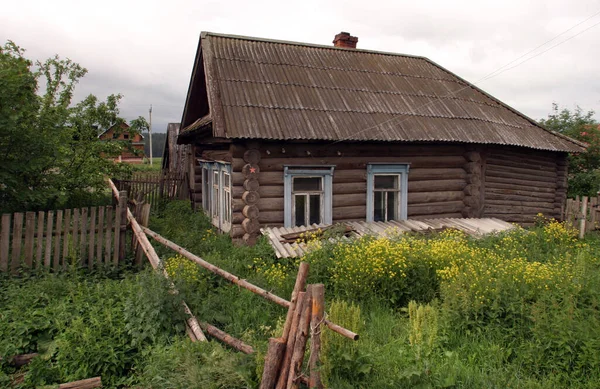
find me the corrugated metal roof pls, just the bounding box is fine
[191,32,584,153]
[261,218,515,258]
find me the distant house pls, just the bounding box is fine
[99,122,146,164]
[176,31,585,244]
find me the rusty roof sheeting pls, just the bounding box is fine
[261,218,516,258]
[194,32,584,152]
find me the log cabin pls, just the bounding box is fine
[176,31,585,244]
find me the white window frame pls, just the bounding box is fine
[284,166,334,228]
[199,161,231,232]
[367,164,410,222]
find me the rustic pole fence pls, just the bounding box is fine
[140,226,358,341]
[109,179,257,353]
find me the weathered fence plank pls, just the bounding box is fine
[80,208,88,266]
[62,209,71,268]
[11,213,23,274]
[105,206,113,264]
[36,211,45,267]
[0,214,10,272]
[24,212,35,268]
[88,207,96,269]
[54,210,63,270]
[97,207,104,266]
[72,209,79,259]
[44,211,54,268]
[1,205,126,275]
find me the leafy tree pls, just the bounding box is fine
[0,41,136,212]
[539,104,600,197]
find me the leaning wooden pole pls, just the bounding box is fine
[260,337,287,389]
[275,292,306,389]
[109,179,206,342]
[57,376,102,389]
[282,262,310,340]
[309,284,325,389]
[140,226,359,341]
[287,286,313,389]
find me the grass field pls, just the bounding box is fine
[2,204,600,388]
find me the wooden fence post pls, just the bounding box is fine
[309,284,325,389]
[0,214,10,272]
[579,196,588,239]
[11,213,23,274]
[287,286,313,389]
[118,190,128,262]
[135,203,151,266]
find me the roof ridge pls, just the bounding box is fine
[202,31,427,60]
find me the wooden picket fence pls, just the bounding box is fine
[563,195,600,238]
[0,201,128,274]
[113,171,188,211]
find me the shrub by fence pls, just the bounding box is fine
[0,201,128,274]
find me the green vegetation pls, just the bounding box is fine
[2,202,600,388]
[131,157,163,172]
[539,104,600,197]
[0,41,148,213]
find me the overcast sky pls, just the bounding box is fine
[2,0,599,133]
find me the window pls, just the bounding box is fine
[367,164,409,222]
[284,166,334,228]
[123,133,129,140]
[200,161,231,231]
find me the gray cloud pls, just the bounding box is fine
[1,0,599,136]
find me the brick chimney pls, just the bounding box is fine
[333,32,358,49]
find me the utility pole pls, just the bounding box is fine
[149,104,153,165]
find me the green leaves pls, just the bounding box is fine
[0,40,130,213]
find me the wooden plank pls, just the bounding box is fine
[36,211,45,268]
[54,210,63,270]
[96,207,104,266]
[11,213,24,274]
[0,214,10,272]
[105,206,113,264]
[62,209,71,268]
[72,209,79,260]
[118,191,127,263]
[44,211,53,268]
[80,208,88,266]
[88,207,96,268]
[113,202,120,266]
[23,212,36,268]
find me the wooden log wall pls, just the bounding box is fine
[462,149,483,218]
[251,142,468,226]
[482,147,560,225]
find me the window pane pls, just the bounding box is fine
[387,191,397,221]
[374,175,398,189]
[223,173,230,187]
[224,191,231,223]
[293,177,321,192]
[374,191,385,222]
[309,195,321,225]
[295,195,306,226]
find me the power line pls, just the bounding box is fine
[331,10,600,144]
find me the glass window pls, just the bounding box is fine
[292,177,323,226]
[222,171,231,225]
[212,170,219,219]
[284,167,334,228]
[367,165,409,222]
[373,175,400,222]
